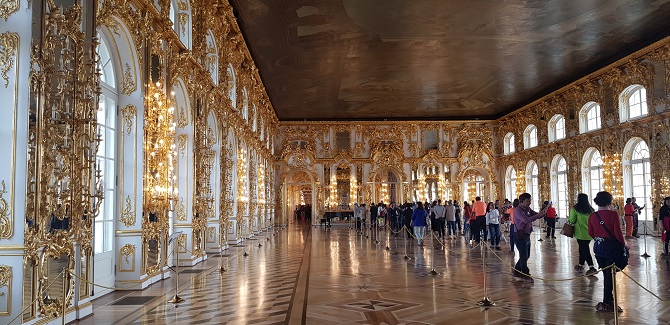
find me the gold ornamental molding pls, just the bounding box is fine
[0,0,19,21]
[121,63,136,95]
[118,244,136,272]
[177,134,188,157]
[178,13,188,36]
[120,195,135,227]
[0,32,19,88]
[0,181,11,239]
[0,265,10,315]
[176,197,187,221]
[120,104,136,135]
[177,233,186,253]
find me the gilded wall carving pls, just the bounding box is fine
[496,37,670,223]
[120,195,136,227]
[0,181,11,239]
[120,104,136,135]
[121,63,136,95]
[0,0,19,21]
[0,264,10,315]
[0,32,18,88]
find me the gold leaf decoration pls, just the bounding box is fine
[120,104,136,135]
[119,244,136,272]
[0,181,11,239]
[178,13,188,36]
[121,63,136,95]
[120,196,135,227]
[176,197,187,221]
[177,134,188,157]
[0,0,19,21]
[0,32,19,88]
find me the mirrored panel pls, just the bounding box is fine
[22,259,36,322]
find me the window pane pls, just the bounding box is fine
[106,96,116,127]
[104,222,114,252]
[94,222,104,254]
[556,117,565,139]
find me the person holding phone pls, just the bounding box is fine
[513,193,548,283]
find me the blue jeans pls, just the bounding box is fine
[489,224,501,247]
[447,221,457,236]
[514,233,532,276]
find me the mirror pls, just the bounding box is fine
[79,250,90,299]
[144,237,160,275]
[39,251,73,317]
[336,167,350,209]
[193,228,203,255]
[22,259,36,322]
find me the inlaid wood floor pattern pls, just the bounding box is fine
[74,223,670,324]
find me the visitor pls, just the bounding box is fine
[660,197,670,256]
[545,201,557,238]
[513,193,548,283]
[445,200,457,239]
[589,191,627,313]
[486,202,501,250]
[568,193,597,276]
[412,201,428,246]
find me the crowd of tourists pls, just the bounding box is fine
[350,191,670,314]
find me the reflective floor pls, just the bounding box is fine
[73,222,670,324]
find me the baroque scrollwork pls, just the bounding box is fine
[0,0,19,21]
[121,63,136,95]
[120,195,135,227]
[0,180,10,238]
[0,32,19,88]
[119,244,136,272]
[120,104,136,135]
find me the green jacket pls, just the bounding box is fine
[568,207,592,241]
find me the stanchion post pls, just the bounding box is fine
[538,218,544,242]
[403,226,411,260]
[429,231,439,275]
[477,242,495,306]
[168,238,185,303]
[641,222,651,258]
[612,267,619,324]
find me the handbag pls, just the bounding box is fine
[561,222,575,238]
[595,212,629,270]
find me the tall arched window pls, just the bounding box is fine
[504,132,515,155]
[170,0,192,49]
[582,148,603,203]
[620,85,648,122]
[579,102,601,133]
[526,161,539,211]
[505,166,517,202]
[523,125,538,149]
[624,138,652,221]
[548,114,566,142]
[227,64,236,109]
[242,87,249,121]
[95,34,118,256]
[205,30,218,85]
[551,155,568,218]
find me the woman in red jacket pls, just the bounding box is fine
[588,191,627,313]
[544,201,557,238]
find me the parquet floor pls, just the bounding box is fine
[73,221,670,324]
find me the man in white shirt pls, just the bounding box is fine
[445,201,457,239]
